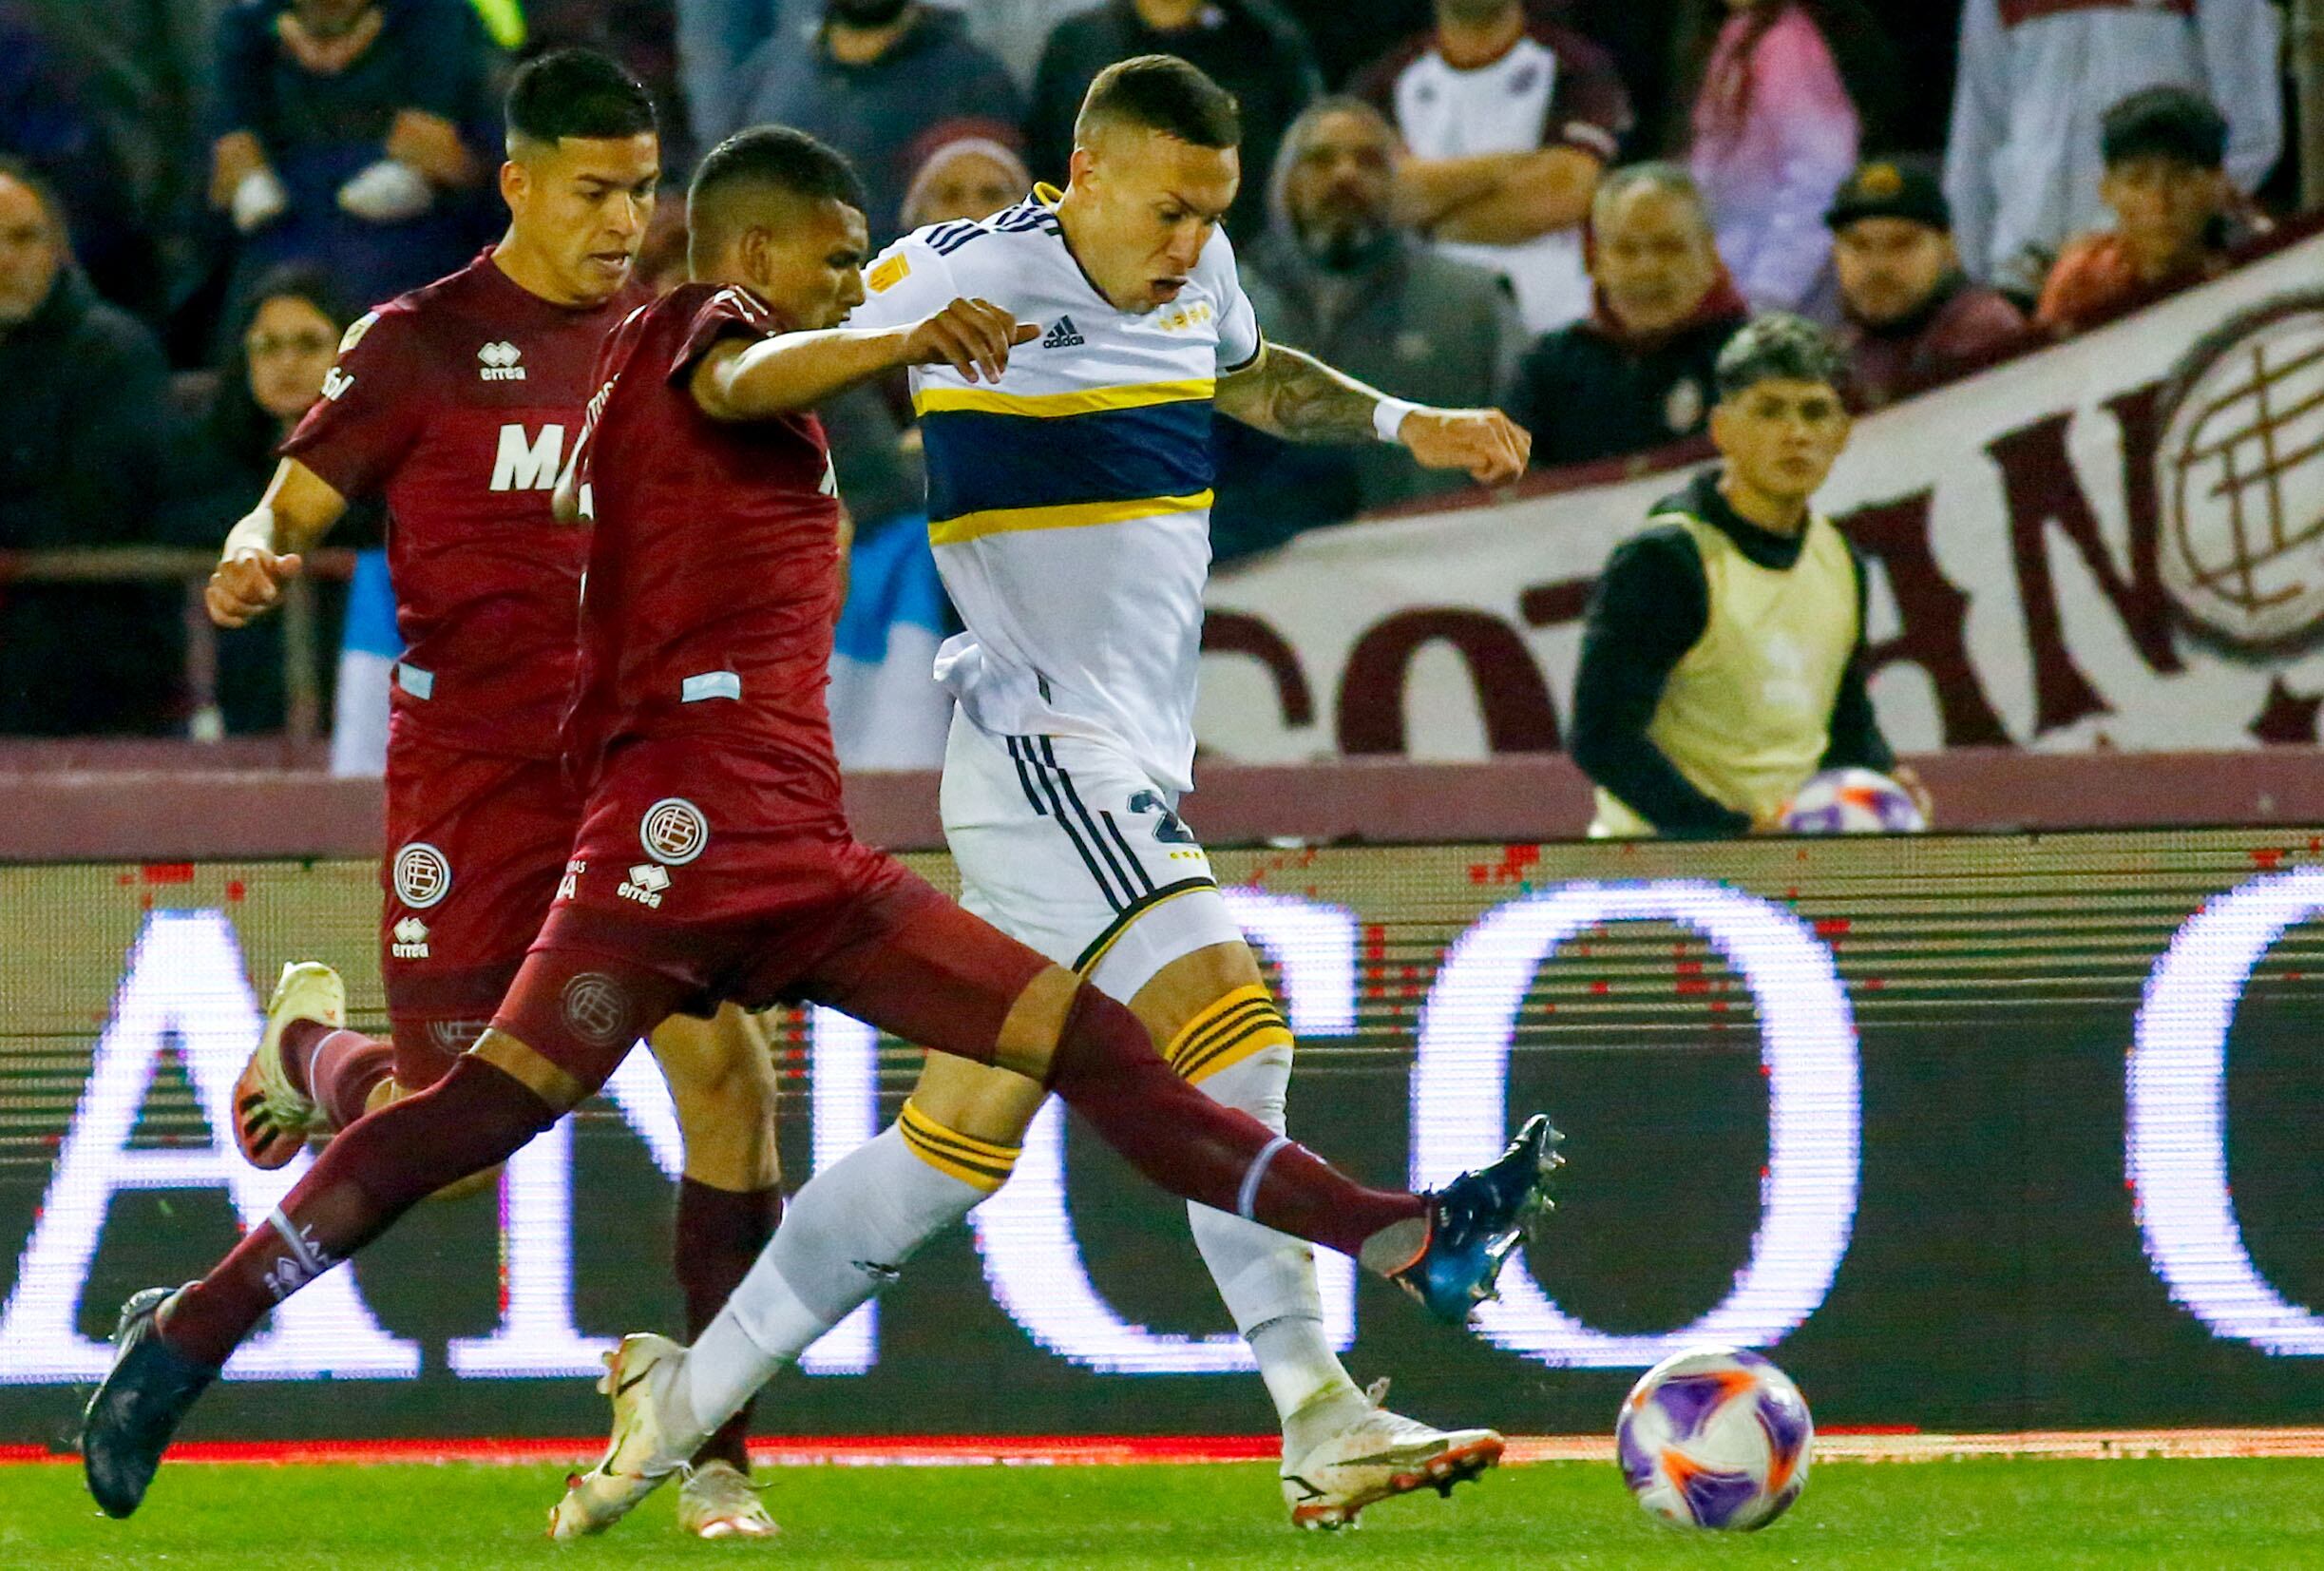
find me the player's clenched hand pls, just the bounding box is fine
[905,298,1038,384]
[1400,407,1532,487]
[206,547,303,628]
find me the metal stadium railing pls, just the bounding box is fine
[0,546,357,746]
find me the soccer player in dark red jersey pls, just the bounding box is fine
[80,127,1562,1526]
[192,49,781,1538]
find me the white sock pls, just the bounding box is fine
[1184,1045,1364,1433]
[678,1121,986,1437]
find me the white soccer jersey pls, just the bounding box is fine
[848,186,1261,795]
[1382,29,1627,335]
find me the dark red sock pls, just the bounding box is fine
[278,1020,396,1131]
[1043,985,1423,1260]
[162,1058,559,1368]
[675,1178,782,1473]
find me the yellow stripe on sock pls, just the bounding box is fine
[1179,1017,1294,1084]
[1165,985,1274,1072]
[901,1099,1021,1162]
[1166,986,1294,1083]
[899,1100,1020,1193]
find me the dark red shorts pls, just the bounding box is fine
[491,737,1050,1089]
[381,735,579,1087]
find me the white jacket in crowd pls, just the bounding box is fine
[1944,0,2282,296]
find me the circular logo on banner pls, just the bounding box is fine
[639,797,709,865]
[391,842,451,909]
[561,972,630,1048]
[2156,295,2324,651]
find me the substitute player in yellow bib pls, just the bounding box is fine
[550,54,1534,1536]
[1572,313,1922,837]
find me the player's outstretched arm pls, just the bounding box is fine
[691,298,1038,421]
[206,459,347,628]
[1215,343,1532,486]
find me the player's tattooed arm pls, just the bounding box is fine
[208,459,347,628]
[1216,345,1533,485]
[1213,343,1384,445]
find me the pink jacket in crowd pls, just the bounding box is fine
[1688,4,1859,313]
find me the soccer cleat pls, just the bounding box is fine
[1280,1380,1504,1531]
[676,1459,779,1540]
[81,1285,218,1519]
[231,962,346,1169]
[1396,1113,1563,1325]
[547,1333,696,1540]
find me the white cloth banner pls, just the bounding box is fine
[1199,228,2324,763]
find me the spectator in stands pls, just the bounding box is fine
[1027,2,1320,242]
[1357,0,1630,335]
[1572,313,1907,837]
[673,0,774,155]
[1502,163,1746,469]
[900,125,1030,230]
[210,0,499,322]
[715,1,1020,241]
[2035,87,2252,336]
[0,160,177,735]
[679,1,1075,127]
[1684,0,1859,315]
[1826,160,2024,408]
[1945,0,2280,301]
[163,264,381,743]
[1269,0,1428,94]
[510,1,690,162]
[1214,96,1520,554]
[0,2,160,318]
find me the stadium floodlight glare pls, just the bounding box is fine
[446,1040,690,1377]
[1410,880,1861,1368]
[0,912,419,1383]
[2129,868,2324,1354]
[446,1118,609,1377]
[801,1006,881,1374]
[969,891,1361,1372]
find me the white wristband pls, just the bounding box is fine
[1372,397,1419,444]
[1357,399,1413,441]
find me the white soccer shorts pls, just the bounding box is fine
[940,711,1243,1003]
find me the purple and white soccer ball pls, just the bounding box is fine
[1615,1346,1813,1531]
[1781,767,1926,834]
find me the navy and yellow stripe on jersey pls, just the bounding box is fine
[916,379,1216,546]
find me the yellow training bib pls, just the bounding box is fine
[1591,511,1860,837]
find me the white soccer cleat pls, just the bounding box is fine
[547,1333,696,1541]
[676,1459,778,1540]
[231,962,345,1170]
[1278,1380,1505,1531]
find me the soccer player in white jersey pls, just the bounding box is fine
[555,56,1533,1534]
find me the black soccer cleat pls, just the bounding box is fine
[1395,1114,1564,1325]
[81,1285,218,1519]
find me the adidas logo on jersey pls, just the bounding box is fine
[477,340,526,381]
[1040,316,1084,349]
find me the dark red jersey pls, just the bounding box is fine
[564,282,845,821]
[281,249,648,758]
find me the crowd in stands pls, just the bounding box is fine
[0,0,2299,743]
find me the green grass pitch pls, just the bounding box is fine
[6,1457,2323,1570]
